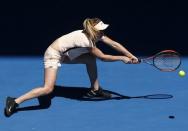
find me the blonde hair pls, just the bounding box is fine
[83,18,103,45]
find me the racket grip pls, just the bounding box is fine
[138,58,142,63]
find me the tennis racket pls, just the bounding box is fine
[138,50,181,72]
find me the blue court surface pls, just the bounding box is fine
[1,56,188,131]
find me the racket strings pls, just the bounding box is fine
[154,53,180,71]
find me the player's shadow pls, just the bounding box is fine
[15,85,127,112]
[15,85,173,113]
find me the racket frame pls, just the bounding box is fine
[140,50,181,72]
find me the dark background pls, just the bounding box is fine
[0,0,188,56]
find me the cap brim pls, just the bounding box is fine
[94,21,109,30]
[98,24,109,30]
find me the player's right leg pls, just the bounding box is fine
[5,67,58,117]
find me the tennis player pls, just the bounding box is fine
[5,18,139,117]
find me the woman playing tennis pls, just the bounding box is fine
[5,18,139,117]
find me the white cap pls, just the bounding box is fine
[94,21,109,30]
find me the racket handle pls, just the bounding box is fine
[138,58,142,63]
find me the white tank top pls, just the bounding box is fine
[56,30,94,54]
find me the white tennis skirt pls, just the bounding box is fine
[44,46,89,69]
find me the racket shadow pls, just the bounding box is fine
[16,85,173,112]
[105,90,173,100]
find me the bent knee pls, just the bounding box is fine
[89,54,96,60]
[86,55,96,64]
[43,86,54,95]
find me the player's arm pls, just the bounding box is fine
[100,36,138,63]
[88,47,131,63]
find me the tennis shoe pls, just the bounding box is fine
[5,97,18,117]
[86,87,112,98]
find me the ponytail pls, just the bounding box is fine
[83,18,102,45]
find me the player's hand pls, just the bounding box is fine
[121,56,132,64]
[130,56,139,64]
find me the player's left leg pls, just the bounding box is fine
[63,53,99,90]
[63,53,111,98]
